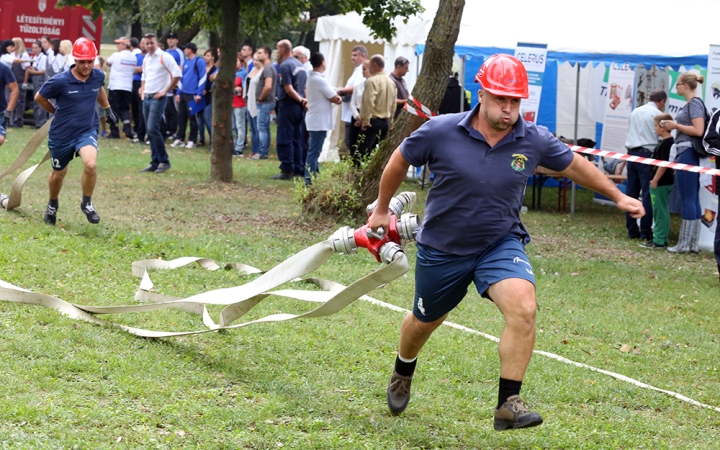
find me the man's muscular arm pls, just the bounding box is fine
[367,148,411,232]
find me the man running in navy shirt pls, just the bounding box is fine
[35,38,117,225]
[369,54,644,430]
[0,61,18,146]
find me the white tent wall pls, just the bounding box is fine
[554,62,598,142]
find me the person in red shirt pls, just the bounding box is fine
[232,57,247,157]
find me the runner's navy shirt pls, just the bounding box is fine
[38,67,105,142]
[0,63,16,112]
[400,103,575,256]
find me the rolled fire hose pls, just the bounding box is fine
[0,119,53,210]
[0,193,419,338]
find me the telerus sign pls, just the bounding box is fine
[0,0,102,49]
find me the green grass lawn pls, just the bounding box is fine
[0,126,719,448]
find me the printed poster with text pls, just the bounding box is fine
[704,45,720,114]
[599,63,635,153]
[514,43,547,123]
[700,45,718,250]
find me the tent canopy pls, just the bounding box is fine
[418,0,718,66]
[314,11,429,47]
[417,45,708,70]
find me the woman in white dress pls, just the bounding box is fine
[245,56,263,158]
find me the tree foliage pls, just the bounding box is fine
[58,0,422,60]
[164,0,422,42]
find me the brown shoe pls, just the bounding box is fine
[386,371,412,415]
[494,395,543,431]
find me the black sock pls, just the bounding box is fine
[82,195,91,206]
[394,356,417,377]
[48,198,58,208]
[497,377,522,408]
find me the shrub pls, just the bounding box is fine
[295,157,365,223]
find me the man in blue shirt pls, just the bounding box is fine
[271,39,307,180]
[170,42,206,149]
[0,62,18,146]
[368,54,644,430]
[35,38,117,226]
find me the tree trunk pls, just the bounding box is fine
[210,0,239,182]
[130,0,142,39]
[209,31,221,59]
[355,0,465,207]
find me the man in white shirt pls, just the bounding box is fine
[623,89,667,240]
[138,34,182,174]
[105,36,137,140]
[336,45,367,154]
[304,52,341,185]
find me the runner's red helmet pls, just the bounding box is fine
[72,37,98,60]
[475,54,529,99]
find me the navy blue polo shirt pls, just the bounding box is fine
[0,64,16,112]
[38,67,105,142]
[277,57,306,102]
[400,103,575,256]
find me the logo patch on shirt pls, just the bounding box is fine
[511,153,528,172]
[68,90,78,94]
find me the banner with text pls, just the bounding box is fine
[514,43,547,123]
[599,63,636,153]
[704,45,720,114]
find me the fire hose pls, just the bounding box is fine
[0,120,52,210]
[0,193,419,338]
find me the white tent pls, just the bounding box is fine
[315,12,430,161]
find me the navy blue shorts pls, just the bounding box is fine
[48,130,98,171]
[413,235,536,323]
[0,122,6,139]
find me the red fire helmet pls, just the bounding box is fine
[474,54,529,99]
[71,37,98,61]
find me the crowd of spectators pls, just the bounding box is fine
[1,35,414,185]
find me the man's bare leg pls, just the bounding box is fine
[45,166,68,225]
[387,311,448,415]
[78,145,100,223]
[78,145,97,197]
[487,277,543,430]
[488,278,536,381]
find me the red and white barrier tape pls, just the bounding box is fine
[569,145,719,176]
[401,96,719,176]
[403,95,437,120]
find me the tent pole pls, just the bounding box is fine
[571,62,580,220]
[460,55,466,112]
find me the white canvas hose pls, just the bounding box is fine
[0,120,52,210]
[0,241,410,338]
